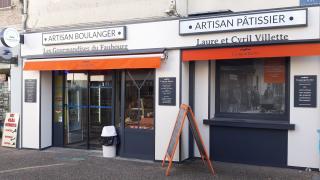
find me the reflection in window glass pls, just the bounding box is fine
[0,73,10,136]
[125,70,154,130]
[0,0,11,8]
[219,58,286,114]
[89,72,113,149]
[65,72,88,146]
[53,72,63,124]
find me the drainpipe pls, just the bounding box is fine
[19,0,28,149]
[22,0,28,31]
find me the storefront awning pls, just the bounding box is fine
[182,43,320,61]
[24,54,164,70]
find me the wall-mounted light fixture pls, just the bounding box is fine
[165,0,180,17]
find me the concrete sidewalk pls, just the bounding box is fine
[0,146,318,180]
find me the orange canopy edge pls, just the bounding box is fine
[24,56,162,71]
[182,43,320,61]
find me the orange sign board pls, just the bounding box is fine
[264,59,285,83]
[182,43,320,61]
[24,56,162,71]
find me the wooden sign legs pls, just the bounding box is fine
[188,107,215,175]
[162,155,173,176]
[162,104,215,176]
[201,154,215,175]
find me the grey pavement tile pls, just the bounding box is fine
[0,146,317,180]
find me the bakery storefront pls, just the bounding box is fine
[180,7,320,168]
[21,26,177,160]
[22,28,165,159]
[21,6,320,168]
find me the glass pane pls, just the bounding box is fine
[64,72,88,148]
[0,73,10,135]
[125,70,154,130]
[219,58,286,114]
[89,72,113,149]
[53,73,63,123]
[114,71,121,128]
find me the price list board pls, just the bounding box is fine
[294,75,317,107]
[159,77,176,106]
[25,79,37,103]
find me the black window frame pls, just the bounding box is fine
[215,57,290,122]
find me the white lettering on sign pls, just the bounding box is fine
[180,9,307,35]
[1,113,19,148]
[43,26,126,45]
[43,43,129,55]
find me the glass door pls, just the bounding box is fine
[89,71,113,149]
[64,72,88,149]
[53,71,115,149]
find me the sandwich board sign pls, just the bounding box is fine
[162,104,214,176]
[1,113,19,148]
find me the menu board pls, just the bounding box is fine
[162,104,214,176]
[159,77,176,106]
[1,113,19,148]
[25,79,37,103]
[187,112,206,157]
[166,106,187,157]
[294,75,317,107]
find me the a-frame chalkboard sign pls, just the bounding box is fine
[162,104,215,176]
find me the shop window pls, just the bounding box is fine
[125,70,154,130]
[216,58,288,120]
[0,73,10,136]
[0,0,11,8]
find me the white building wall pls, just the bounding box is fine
[10,57,22,148]
[27,0,187,29]
[0,0,22,29]
[288,56,320,169]
[188,0,298,14]
[40,71,52,149]
[26,0,304,30]
[22,70,40,149]
[210,61,216,119]
[155,50,181,161]
[194,61,209,157]
[181,61,189,161]
[22,7,320,57]
[10,64,22,118]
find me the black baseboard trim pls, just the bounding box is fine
[40,146,52,151]
[204,118,295,130]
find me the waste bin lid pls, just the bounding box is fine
[101,126,117,137]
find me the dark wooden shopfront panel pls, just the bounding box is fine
[122,128,154,160]
[210,126,287,167]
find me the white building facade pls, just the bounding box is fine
[21,0,320,169]
[0,0,23,146]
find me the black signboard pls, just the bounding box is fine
[166,107,187,157]
[159,77,176,106]
[294,75,317,107]
[25,79,37,103]
[162,104,214,176]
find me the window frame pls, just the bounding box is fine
[215,57,290,122]
[0,0,11,8]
